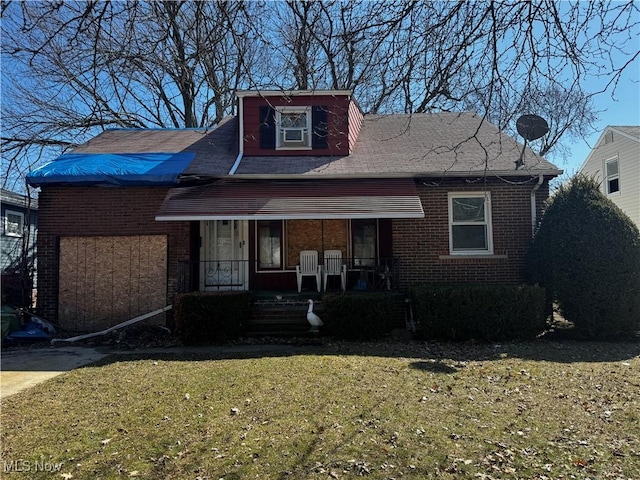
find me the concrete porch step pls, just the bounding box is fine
[248,300,325,337]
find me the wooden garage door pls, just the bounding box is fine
[58,235,167,332]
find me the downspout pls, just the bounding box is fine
[228,95,244,175]
[531,173,544,235]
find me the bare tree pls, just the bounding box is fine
[262,1,636,152]
[1,0,638,190]
[1,0,256,189]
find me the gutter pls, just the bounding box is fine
[531,173,544,235]
[228,95,244,175]
[225,170,563,180]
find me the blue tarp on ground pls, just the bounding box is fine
[26,152,196,187]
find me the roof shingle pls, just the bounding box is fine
[71,112,561,180]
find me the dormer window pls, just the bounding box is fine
[276,107,311,149]
[258,104,328,151]
[240,90,353,155]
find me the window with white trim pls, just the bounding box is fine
[605,157,620,195]
[276,107,311,149]
[448,192,493,254]
[4,209,24,237]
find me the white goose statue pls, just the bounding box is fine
[306,299,324,332]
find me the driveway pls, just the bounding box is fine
[1,346,108,399]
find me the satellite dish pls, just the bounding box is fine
[514,114,549,169]
[516,114,549,141]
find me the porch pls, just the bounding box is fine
[176,259,403,336]
[176,257,400,294]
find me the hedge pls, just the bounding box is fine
[410,284,546,342]
[322,293,394,340]
[173,291,251,345]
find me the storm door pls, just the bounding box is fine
[200,220,248,290]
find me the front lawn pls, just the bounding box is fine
[1,340,639,479]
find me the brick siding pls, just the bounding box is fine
[394,178,549,287]
[36,186,190,323]
[36,178,549,324]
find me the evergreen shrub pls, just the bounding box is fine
[173,291,251,345]
[322,293,392,340]
[526,175,640,339]
[410,284,546,341]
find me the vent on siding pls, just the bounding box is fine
[604,131,614,144]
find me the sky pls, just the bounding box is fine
[557,57,640,180]
[1,1,637,193]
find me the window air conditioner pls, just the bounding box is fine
[283,128,305,142]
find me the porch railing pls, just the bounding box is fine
[177,260,250,294]
[177,258,400,294]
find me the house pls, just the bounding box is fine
[27,90,562,332]
[577,126,640,227]
[1,188,38,307]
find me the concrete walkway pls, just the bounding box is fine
[0,343,319,399]
[0,346,109,399]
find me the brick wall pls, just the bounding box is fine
[36,178,550,324]
[36,186,190,324]
[394,178,550,287]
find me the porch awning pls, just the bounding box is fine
[156,178,425,220]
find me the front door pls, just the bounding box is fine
[200,220,248,290]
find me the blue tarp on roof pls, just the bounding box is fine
[26,152,196,187]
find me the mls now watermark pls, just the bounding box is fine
[3,459,63,473]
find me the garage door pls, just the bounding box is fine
[58,235,167,331]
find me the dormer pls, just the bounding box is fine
[237,90,363,157]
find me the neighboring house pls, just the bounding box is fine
[1,188,38,306]
[27,90,562,332]
[577,126,640,227]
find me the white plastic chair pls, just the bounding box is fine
[323,250,347,291]
[296,250,321,292]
